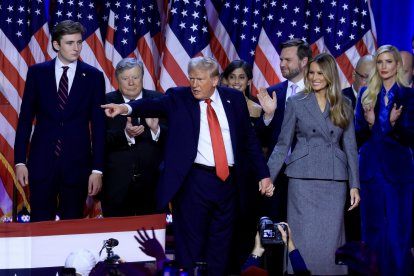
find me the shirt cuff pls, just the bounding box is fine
[15,163,26,167]
[151,126,161,141]
[92,170,103,175]
[122,103,132,115]
[263,113,274,126]
[125,129,136,146]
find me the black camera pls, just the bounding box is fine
[258,217,287,245]
[99,238,120,264]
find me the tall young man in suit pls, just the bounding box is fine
[342,55,375,109]
[101,58,166,217]
[14,20,106,222]
[102,57,274,275]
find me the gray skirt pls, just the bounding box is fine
[287,178,348,275]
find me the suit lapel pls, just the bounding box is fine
[304,93,330,139]
[65,61,86,114]
[185,88,201,142]
[276,81,289,117]
[46,60,60,111]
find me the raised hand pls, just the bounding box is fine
[390,103,403,127]
[363,104,375,127]
[257,88,277,120]
[134,227,166,260]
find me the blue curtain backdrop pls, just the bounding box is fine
[371,0,414,51]
[44,0,414,51]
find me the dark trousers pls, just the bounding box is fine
[29,158,87,222]
[172,166,236,276]
[101,177,158,217]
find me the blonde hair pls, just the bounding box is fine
[361,45,409,107]
[188,57,219,78]
[304,53,351,129]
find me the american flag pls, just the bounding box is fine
[207,0,264,71]
[0,0,377,220]
[0,0,50,219]
[52,0,114,91]
[252,0,377,93]
[159,0,212,91]
[104,0,162,90]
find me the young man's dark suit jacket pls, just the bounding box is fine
[342,86,357,109]
[14,59,106,221]
[128,86,269,213]
[101,89,166,216]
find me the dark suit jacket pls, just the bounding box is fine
[128,86,270,211]
[103,89,166,206]
[255,81,289,159]
[355,85,414,183]
[342,86,357,109]
[14,59,106,184]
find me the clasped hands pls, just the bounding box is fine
[259,177,275,197]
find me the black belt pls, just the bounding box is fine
[192,163,234,174]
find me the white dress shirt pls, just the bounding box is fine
[55,57,77,94]
[194,89,234,167]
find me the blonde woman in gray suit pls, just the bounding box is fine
[267,53,360,275]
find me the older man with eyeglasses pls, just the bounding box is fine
[342,55,375,109]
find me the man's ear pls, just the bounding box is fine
[301,57,308,69]
[52,40,60,52]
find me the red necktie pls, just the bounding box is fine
[205,99,229,181]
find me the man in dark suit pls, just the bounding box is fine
[101,58,166,217]
[102,57,274,275]
[14,20,106,222]
[256,39,312,158]
[342,55,374,110]
[400,51,414,87]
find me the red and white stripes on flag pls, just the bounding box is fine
[0,0,51,218]
[104,0,162,91]
[252,0,377,94]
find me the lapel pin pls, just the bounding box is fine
[227,100,231,103]
[82,73,86,76]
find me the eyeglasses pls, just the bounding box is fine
[355,70,369,80]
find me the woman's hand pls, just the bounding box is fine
[363,104,375,128]
[348,188,360,211]
[390,103,403,127]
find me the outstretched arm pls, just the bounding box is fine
[101,103,129,118]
